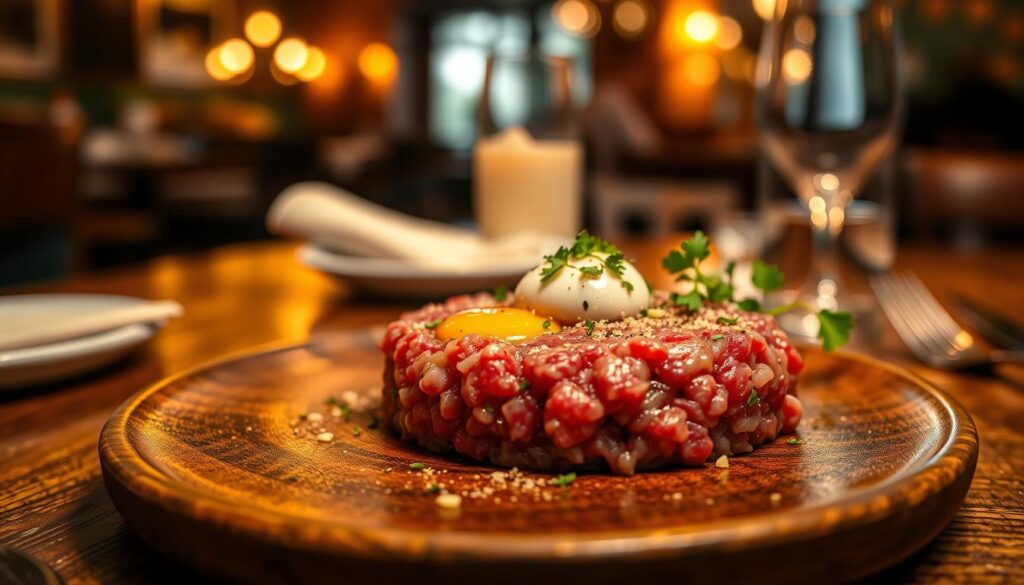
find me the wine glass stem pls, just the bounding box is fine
[807,197,845,311]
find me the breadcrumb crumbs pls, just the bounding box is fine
[436,493,462,509]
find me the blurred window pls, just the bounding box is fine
[429,5,592,150]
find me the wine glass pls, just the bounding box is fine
[756,0,902,332]
[474,52,583,238]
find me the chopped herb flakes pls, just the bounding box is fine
[324,396,339,406]
[539,230,637,294]
[351,427,362,437]
[424,319,443,329]
[519,378,531,391]
[552,472,577,487]
[787,438,803,445]
[747,391,760,407]
[425,482,441,494]
[583,320,595,336]
[409,462,426,471]
[542,320,552,330]
[493,284,509,301]
[717,316,739,326]
[711,334,725,341]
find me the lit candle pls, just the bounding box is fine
[473,126,582,238]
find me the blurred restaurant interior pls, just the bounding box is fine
[0,0,1021,286]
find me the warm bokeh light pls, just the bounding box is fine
[553,0,601,37]
[613,0,651,38]
[274,38,309,74]
[358,42,398,85]
[715,16,742,50]
[218,38,254,74]
[205,46,233,81]
[684,10,719,44]
[753,0,777,20]
[244,11,282,48]
[684,53,721,86]
[270,61,299,86]
[782,47,813,83]
[296,47,327,82]
[794,15,816,44]
[722,49,755,81]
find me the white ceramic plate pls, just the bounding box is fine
[298,244,536,299]
[0,294,165,390]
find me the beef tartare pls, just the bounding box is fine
[380,292,804,475]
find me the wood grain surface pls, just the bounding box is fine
[1,240,1022,584]
[97,330,977,584]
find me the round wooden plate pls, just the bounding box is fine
[100,330,978,585]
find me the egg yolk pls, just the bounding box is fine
[434,308,560,342]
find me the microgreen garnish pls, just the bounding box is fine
[711,334,725,341]
[539,230,638,294]
[787,438,803,445]
[519,378,531,391]
[425,482,441,494]
[747,391,760,407]
[409,462,426,471]
[717,316,739,326]
[424,319,443,329]
[552,472,577,487]
[660,232,853,351]
[542,320,552,330]
[493,284,509,301]
[583,320,595,336]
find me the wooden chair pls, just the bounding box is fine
[903,148,1024,246]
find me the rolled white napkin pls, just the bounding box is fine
[267,182,565,271]
[0,300,183,351]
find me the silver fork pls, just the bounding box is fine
[871,273,1024,369]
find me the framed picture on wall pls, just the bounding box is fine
[0,0,60,80]
[136,0,233,88]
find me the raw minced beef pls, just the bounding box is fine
[380,292,803,475]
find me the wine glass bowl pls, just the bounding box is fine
[756,0,902,327]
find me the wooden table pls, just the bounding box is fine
[1,240,1022,584]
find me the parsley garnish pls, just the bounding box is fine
[339,402,351,421]
[711,334,725,341]
[425,482,441,494]
[519,378,531,391]
[351,427,362,437]
[484,404,494,413]
[787,438,802,445]
[424,319,443,329]
[542,320,551,330]
[552,472,577,487]
[583,320,595,336]
[717,316,739,326]
[660,232,853,351]
[493,284,509,301]
[747,391,760,406]
[325,396,339,406]
[538,230,638,294]
[409,462,426,471]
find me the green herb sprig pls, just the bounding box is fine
[540,230,637,294]
[661,232,853,351]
